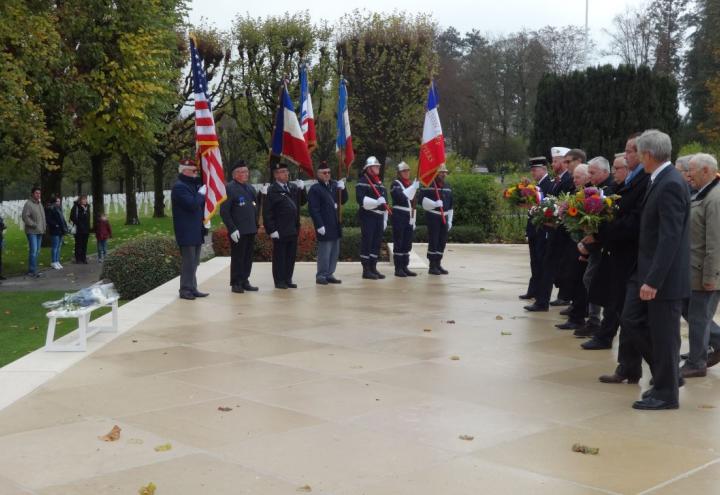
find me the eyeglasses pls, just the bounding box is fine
[318,170,330,174]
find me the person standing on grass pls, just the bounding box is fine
[69,195,91,264]
[0,212,6,281]
[21,186,46,278]
[45,195,68,270]
[94,213,112,263]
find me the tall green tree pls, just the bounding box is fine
[337,10,437,175]
[531,64,679,160]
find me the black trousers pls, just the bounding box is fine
[620,279,682,403]
[230,233,255,286]
[526,232,547,296]
[392,212,413,268]
[74,233,89,262]
[567,258,589,322]
[360,212,384,262]
[535,230,564,307]
[271,236,297,284]
[427,215,448,262]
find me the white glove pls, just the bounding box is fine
[230,230,240,243]
[295,179,305,190]
[336,179,346,190]
[422,197,441,211]
[447,209,454,231]
[436,199,443,208]
[376,196,387,205]
[198,185,208,196]
[317,226,326,236]
[403,180,419,201]
[362,196,380,210]
[383,211,388,231]
[270,231,280,239]
[411,214,417,230]
[260,183,268,195]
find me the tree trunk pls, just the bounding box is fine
[152,153,166,218]
[91,153,105,227]
[123,154,140,225]
[118,177,124,194]
[41,152,64,204]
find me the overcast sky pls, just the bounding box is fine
[189,0,649,58]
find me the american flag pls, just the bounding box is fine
[189,35,226,224]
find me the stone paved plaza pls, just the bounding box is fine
[0,245,719,494]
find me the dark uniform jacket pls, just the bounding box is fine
[263,181,306,238]
[308,180,348,241]
[356,175,388,215]
[220,180,258,236]
[419,181,454,218]
[171,174,205,247]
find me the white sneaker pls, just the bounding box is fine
[57,262,63,269]
[51,263,60,270]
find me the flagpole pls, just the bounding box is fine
[260,80,287,229]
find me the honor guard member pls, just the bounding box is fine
[263,162,307,289]
[308,161,349,285]
[390,161,420,277]
[420,164,453,275]
[520,157,554,300]
[220,159,259,294]
[356,156,389,279]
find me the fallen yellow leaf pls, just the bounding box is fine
[450,355,460,361]
[138,482,156,495]
[495,315,504,320]
[297,485,312,492]
[572,443,599,455]
[501,331,512,336]
[154,443,172,452]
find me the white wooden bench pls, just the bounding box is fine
[44,297,119,352]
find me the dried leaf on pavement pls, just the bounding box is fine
[495,315,504,320]
[458,434,474,441]
[98,425,121,442]
[698,404,716,409]
[218,406,233,412]
[423,328,432,332]
[445,320,456,324]
[501,331,512,336]
[572,443,599,455]
[450,355,460,361]
[297,485,312,492]
[138,482,156,495]
[154,443,172,452]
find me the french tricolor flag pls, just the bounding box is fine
[418,81,446,186]
[271,82,313,177]
[335,77,354,172]
[299,64,317,153]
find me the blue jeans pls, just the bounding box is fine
[684,290,720,368]
[50,235,63,263]
[97,239,108,260]
[26,233,43,274]
[316,239,340,281]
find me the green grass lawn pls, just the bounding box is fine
[0,290,116,367]
[0,210,222,277]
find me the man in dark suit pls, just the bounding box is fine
[525,146,574,312]
[583,136,650,352]
[622,129,691,410]
[520,157,554,300]
[308,161,349,285]
[263,162,307,289]
[220,160,259,294]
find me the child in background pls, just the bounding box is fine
[95,213,112,262]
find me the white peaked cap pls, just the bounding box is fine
[551,147,570,158]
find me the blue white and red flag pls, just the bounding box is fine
[271,82,313,177]
[417,81,446,187]
[189,35,226,223]
[299,64,317,152]
[335,77,354,173]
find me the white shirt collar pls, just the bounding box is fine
[539,173,549,183]
[650,161,672,183]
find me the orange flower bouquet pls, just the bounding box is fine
[558,187,619,239]
[503,179,541,207]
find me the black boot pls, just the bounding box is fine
[371,260,386,279]
[403,259,417,277]
[428,259,442,275]
[437,256,449,275]
[394,256,406,277]
[362,260,378,280]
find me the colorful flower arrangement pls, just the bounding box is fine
[528,195,561,228]
[558,187,619,238]
[503,179,541,207]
